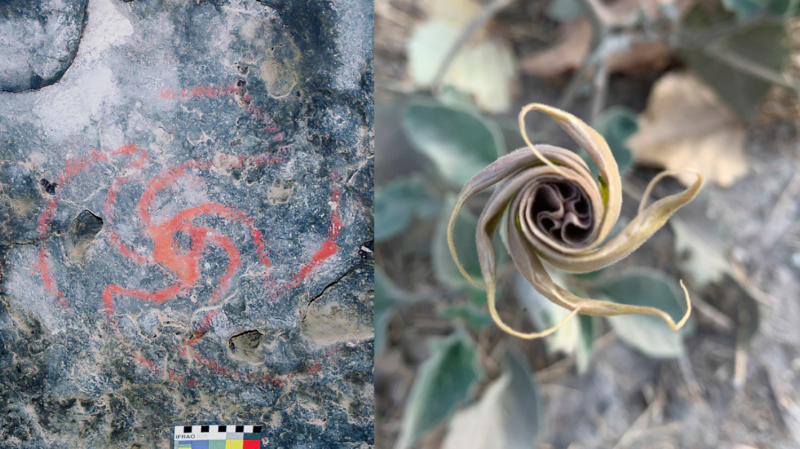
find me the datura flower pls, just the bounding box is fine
[448,103,703,339]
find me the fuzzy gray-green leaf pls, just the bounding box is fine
[593,269,689,358]
[402,99,504,186]
[375,175,441,242]
[395,329,482,449]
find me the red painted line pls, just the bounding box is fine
[207,231,242,303]
[36,200,57,239]
[136,159,209,228]
[105,178,150,265]
[183,309,218,347]
[36,144,149,310]
[286,186,342,287]
[33,247,67,308]
[35,138,346,386]
[158,81,282,139]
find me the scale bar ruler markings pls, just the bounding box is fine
[174,425,262,448]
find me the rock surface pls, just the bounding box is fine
[0,0,374,447]
[0,0,88,92]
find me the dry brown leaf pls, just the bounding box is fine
[521,19,591,78]
[628,72,749,187]
[608,41,672,72]
[521,0,682,77]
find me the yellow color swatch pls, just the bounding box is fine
[225,440,243,449]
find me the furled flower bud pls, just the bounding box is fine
[448,104,703,339]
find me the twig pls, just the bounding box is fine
[618,422,682,446]
[376,79,417,95]
[536,0,792,142]
[612,385,666,449]
[700,42,799,92]
[535,331,616,383]
[682,13,780,45]
[542,14,654,137]
[535,354,578,383]
[765,366,795,431]
[375,0,416,28]
[531,51,597,141]
[691,293,735,331]
[730,259,778,307]
[733,342,748,390]
[769,171,800,223]
[590,61,609,125]
[677,354,703,401]
[556,55,595,111]
[733,307,750,389]
[477,331,502,377]
[530,0,612,139]
[429,0,515,93]
[576,0,609,46]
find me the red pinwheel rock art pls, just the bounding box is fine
[32,84,346,388]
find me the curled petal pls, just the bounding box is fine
[448,104,703,339]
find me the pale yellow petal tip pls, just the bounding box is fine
[639,169,705,214]
[518,104,567,177]
[446,200,485,290]
[487,287,582,340]
[673,279,692,331]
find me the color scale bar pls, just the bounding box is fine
[175,439,260,449]
[174,425,261,449]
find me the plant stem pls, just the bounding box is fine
[575,0,609,46]
[590,61,608,125]
[430,0,515,94]
[699,40,799,91]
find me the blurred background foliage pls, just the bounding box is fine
[375,0,799,447]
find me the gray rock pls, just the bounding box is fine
[0,0,88,92]
[0,0,374,447]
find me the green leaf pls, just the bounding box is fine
[766,0,800,16]
[375,266,409,315]
[375,306,392,356]
[570,268,607,281]
[396,329,482,449]
[722,0,800,18]
[375,174,441,242]
[441,348,541,449]
[469,286,488,307]
[722,0,768,21]
[494,117,528,155]
[683,22,790,120]
[591,269,689,359]
[439,304,494,330]
[683,1,736,29]
[546,0,582,22]
[375,266,415,355]
[592,106,636,176]
[670,189,733,287]
[402,99,504,186]
[515,273,583,357]
[436,86,480,111]
[433,195,483,290]
[576,314,596,374]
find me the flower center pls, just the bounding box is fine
[527,181,593,247]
